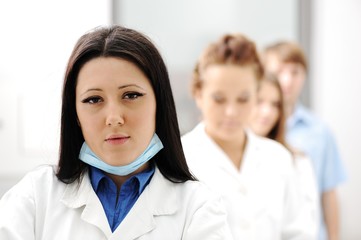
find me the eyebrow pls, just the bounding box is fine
[118,84,145,90]
[80,84,145,96]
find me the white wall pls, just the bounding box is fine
[118,0,298,134]
[0,0,111,195]
[310,0,361,238]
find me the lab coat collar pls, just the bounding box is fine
[241,129,263,176]
[194,122,262,173]
[61,169,112,236]
[193,122,239,172]
[113,167,178,239]
[61,167,178,239]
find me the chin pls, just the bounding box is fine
[220,130,243,140]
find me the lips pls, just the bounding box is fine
[105,135,130,145]
[221,121,240,128]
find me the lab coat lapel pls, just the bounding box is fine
[197,123,242,178]
[112,167,178,239]
[61,171,112,237]
[241,129,263,178]
[111,198,155,239]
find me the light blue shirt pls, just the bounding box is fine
[89,165,155,232]
[286,104,347,240]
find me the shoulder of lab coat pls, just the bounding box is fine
[0,164,233,240]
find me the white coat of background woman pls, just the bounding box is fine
[249,74,320,238]
[182,33,315,239]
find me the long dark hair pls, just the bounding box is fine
[56,25,195,183]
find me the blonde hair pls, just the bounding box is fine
[263,41,308,72]
[191,33,264,97]
[260,74,301,157]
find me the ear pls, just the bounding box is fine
[193,88,203,110]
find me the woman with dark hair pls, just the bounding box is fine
[0,26,232,239]
[182,33,313,239]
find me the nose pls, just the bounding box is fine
[105,103,125,126]
[224,103,238,117]
[259,104,272,117]
[278,73,292,92]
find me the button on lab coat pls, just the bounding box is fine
[0,165,233,240]
[182,123,316,240]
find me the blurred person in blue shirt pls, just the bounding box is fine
[262,41,347,240]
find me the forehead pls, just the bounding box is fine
[259,81,281,98]
[202,64,257,88]
[264,53,282,73]
[76,57,151,89]
[280,62,304,70]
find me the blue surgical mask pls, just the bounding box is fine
[79,133,163,176]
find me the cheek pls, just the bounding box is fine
[197,95,218,117]
[76,106,87,129]
[78,112,102,137]
[76,104,103,137]
[295,76,305,89]
[133,104,157,131]
[202,104,217,121]
[243,105,255,120]
[244,97,257,115]
[270,108,280,124]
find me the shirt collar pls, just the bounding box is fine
[134,164,155,194]
[287,103,313,128]
[89,166,105,191]
[89,164,155,194]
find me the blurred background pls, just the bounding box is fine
[0,0,360,238]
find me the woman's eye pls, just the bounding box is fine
[212,95,225,104]
[123,92,144,100]
[237,97,249,103]
[81,96,103,104]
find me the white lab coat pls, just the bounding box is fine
[294,154,320,237]
[181,123,316,240]
[0,165,233,240]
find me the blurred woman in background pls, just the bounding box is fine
[182,33,315,239]
[249,74,319,238]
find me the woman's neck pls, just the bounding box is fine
[213,131,247,170]
[285,101,296,118]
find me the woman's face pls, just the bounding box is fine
[195,64,258,143]
[76,57,156,166]
[264,53,306,108]
[277,62,306,107]
[249,81,281,136]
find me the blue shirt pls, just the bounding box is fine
[286,104,347,240]
[287,104,347,192]
[89,165,155,232]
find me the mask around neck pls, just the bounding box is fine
[79,133,163,176]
